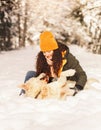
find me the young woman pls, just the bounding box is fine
[19,31,87,96]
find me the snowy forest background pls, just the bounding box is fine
[0,1,101,129]
[0,0,101,54]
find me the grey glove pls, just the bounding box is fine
[70,85,83,96]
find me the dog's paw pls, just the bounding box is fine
[38,73,46,79]
[67,69,76,76]
[61,69,76,77]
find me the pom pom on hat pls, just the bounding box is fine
[40,31,58,51]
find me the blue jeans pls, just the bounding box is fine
[19,71,37,95]
[24,71,37,83]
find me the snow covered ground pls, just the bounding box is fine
[0,45,101,130]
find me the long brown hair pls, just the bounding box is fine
[36,48,62,77]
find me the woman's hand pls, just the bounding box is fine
[46,58,53,66]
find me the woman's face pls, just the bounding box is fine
[43,50,54,66]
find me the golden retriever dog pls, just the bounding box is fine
[19,69,76,100]
[19,69,99,100]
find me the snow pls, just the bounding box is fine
[0,45,101,130]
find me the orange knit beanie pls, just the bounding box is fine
[40,31,58,51]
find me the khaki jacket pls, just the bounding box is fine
[59,50,87,89]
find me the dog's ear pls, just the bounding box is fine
[19,84,29,91]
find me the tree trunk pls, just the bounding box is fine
[22,0,28,47]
